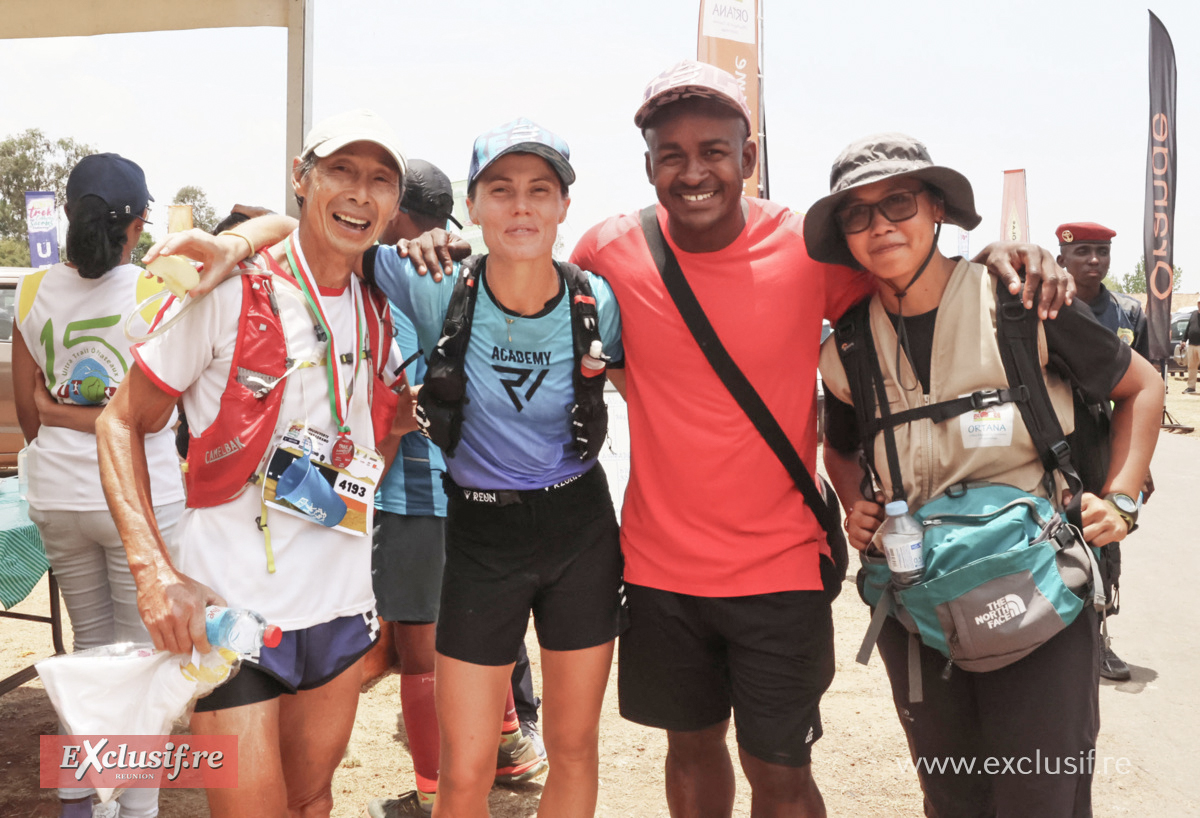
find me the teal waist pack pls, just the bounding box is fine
[856,483,1104,701]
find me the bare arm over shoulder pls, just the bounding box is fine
[142,214,299,299]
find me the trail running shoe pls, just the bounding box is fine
[520,719,546,760]
[1100,642,1132,682]
[495,730,549,784]
[368,790,433,817]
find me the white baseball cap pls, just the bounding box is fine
[301,109,408,179]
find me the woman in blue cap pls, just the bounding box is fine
[364,119,624,818]
[809,133,1162,817]
[12,152,185,818]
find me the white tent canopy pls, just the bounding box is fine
[0,0,311,216]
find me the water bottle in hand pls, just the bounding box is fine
[877,500,925,587]
[204,606,282,654]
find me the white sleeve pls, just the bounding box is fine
[133,281,238,396]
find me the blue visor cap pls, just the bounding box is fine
[467,118,575,190]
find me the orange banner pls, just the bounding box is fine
[999,169,1029,242]
[698,0,761,197]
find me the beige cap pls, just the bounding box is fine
[302,109,408,178]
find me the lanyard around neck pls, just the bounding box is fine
[284,231,364,436]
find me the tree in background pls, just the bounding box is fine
[0,129,94,240]
[0,237,30,267]
[172,185,217,233]
[1108,256,1183,294]
[131,232,155,267]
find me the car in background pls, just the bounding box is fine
[1170,306,1197,371]
[0,267,32,472]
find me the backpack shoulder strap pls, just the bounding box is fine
[361,282,394,374]
[993,282,1084,514]
[423,255,483,404]
[559,262,609,460]
[833,300,907,503]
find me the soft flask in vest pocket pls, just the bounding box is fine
[415,392,464,456]
[858,483,1103,675]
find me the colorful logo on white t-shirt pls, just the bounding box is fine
[42,314,127,406]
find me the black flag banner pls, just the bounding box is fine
[1144,10,1177,362]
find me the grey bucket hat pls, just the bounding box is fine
[803,133,981,268]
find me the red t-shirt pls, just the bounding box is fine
[571,199,873,596]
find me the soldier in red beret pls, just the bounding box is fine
[1055,223,1148,357]
[1055,221,1147,683]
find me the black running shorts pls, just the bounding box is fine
[435,464,624,666]
[618,583,835,767]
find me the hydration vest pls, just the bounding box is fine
[416,254,609,461]
[835,277,1080,508]
[182,253,396,508]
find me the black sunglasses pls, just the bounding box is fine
[835,190,924,235]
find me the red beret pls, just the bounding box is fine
[1056,222,1116,244]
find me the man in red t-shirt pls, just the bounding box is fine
[571,60,1071,817]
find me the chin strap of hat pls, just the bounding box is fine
[885,221,942,393]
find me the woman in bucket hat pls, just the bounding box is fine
[812,133,1162,817]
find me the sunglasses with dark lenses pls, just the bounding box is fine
[835,190,923,235]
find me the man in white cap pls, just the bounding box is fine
[98,109,409,817]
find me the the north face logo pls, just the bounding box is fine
[974,593,1027,629]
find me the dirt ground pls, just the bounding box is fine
[0,574,1164,818]
[2,575,924,818]
[3,389,1197,816]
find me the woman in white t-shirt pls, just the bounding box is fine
[12,152,185,818]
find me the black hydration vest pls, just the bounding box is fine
[416,254,610,460]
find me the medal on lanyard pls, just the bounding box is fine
[285,231,365,470]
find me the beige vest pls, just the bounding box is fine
[819,260,1075,509]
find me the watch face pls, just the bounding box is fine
[1112,494,1137,514]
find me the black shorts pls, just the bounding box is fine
[436,464,623,666]
[618,583,835,767]
[195,611,378,712]
[371,512,446,624]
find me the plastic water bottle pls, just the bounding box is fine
[877,500,925,587]
[204,606,282,653]
[580,340,606,377]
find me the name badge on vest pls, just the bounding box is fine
[263,421,383,536]
[959,395,1015,449]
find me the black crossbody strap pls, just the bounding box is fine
[638,206,838,538]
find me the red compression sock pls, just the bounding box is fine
[400,672,440,795]
[502,685,520,735]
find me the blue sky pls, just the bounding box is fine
[2,0,1198,291]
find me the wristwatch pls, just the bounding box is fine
[1104,492,1140,533]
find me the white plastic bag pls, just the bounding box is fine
[37,642,239,802]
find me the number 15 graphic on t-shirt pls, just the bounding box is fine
[492,365,548,412]
[39,315,126,387]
